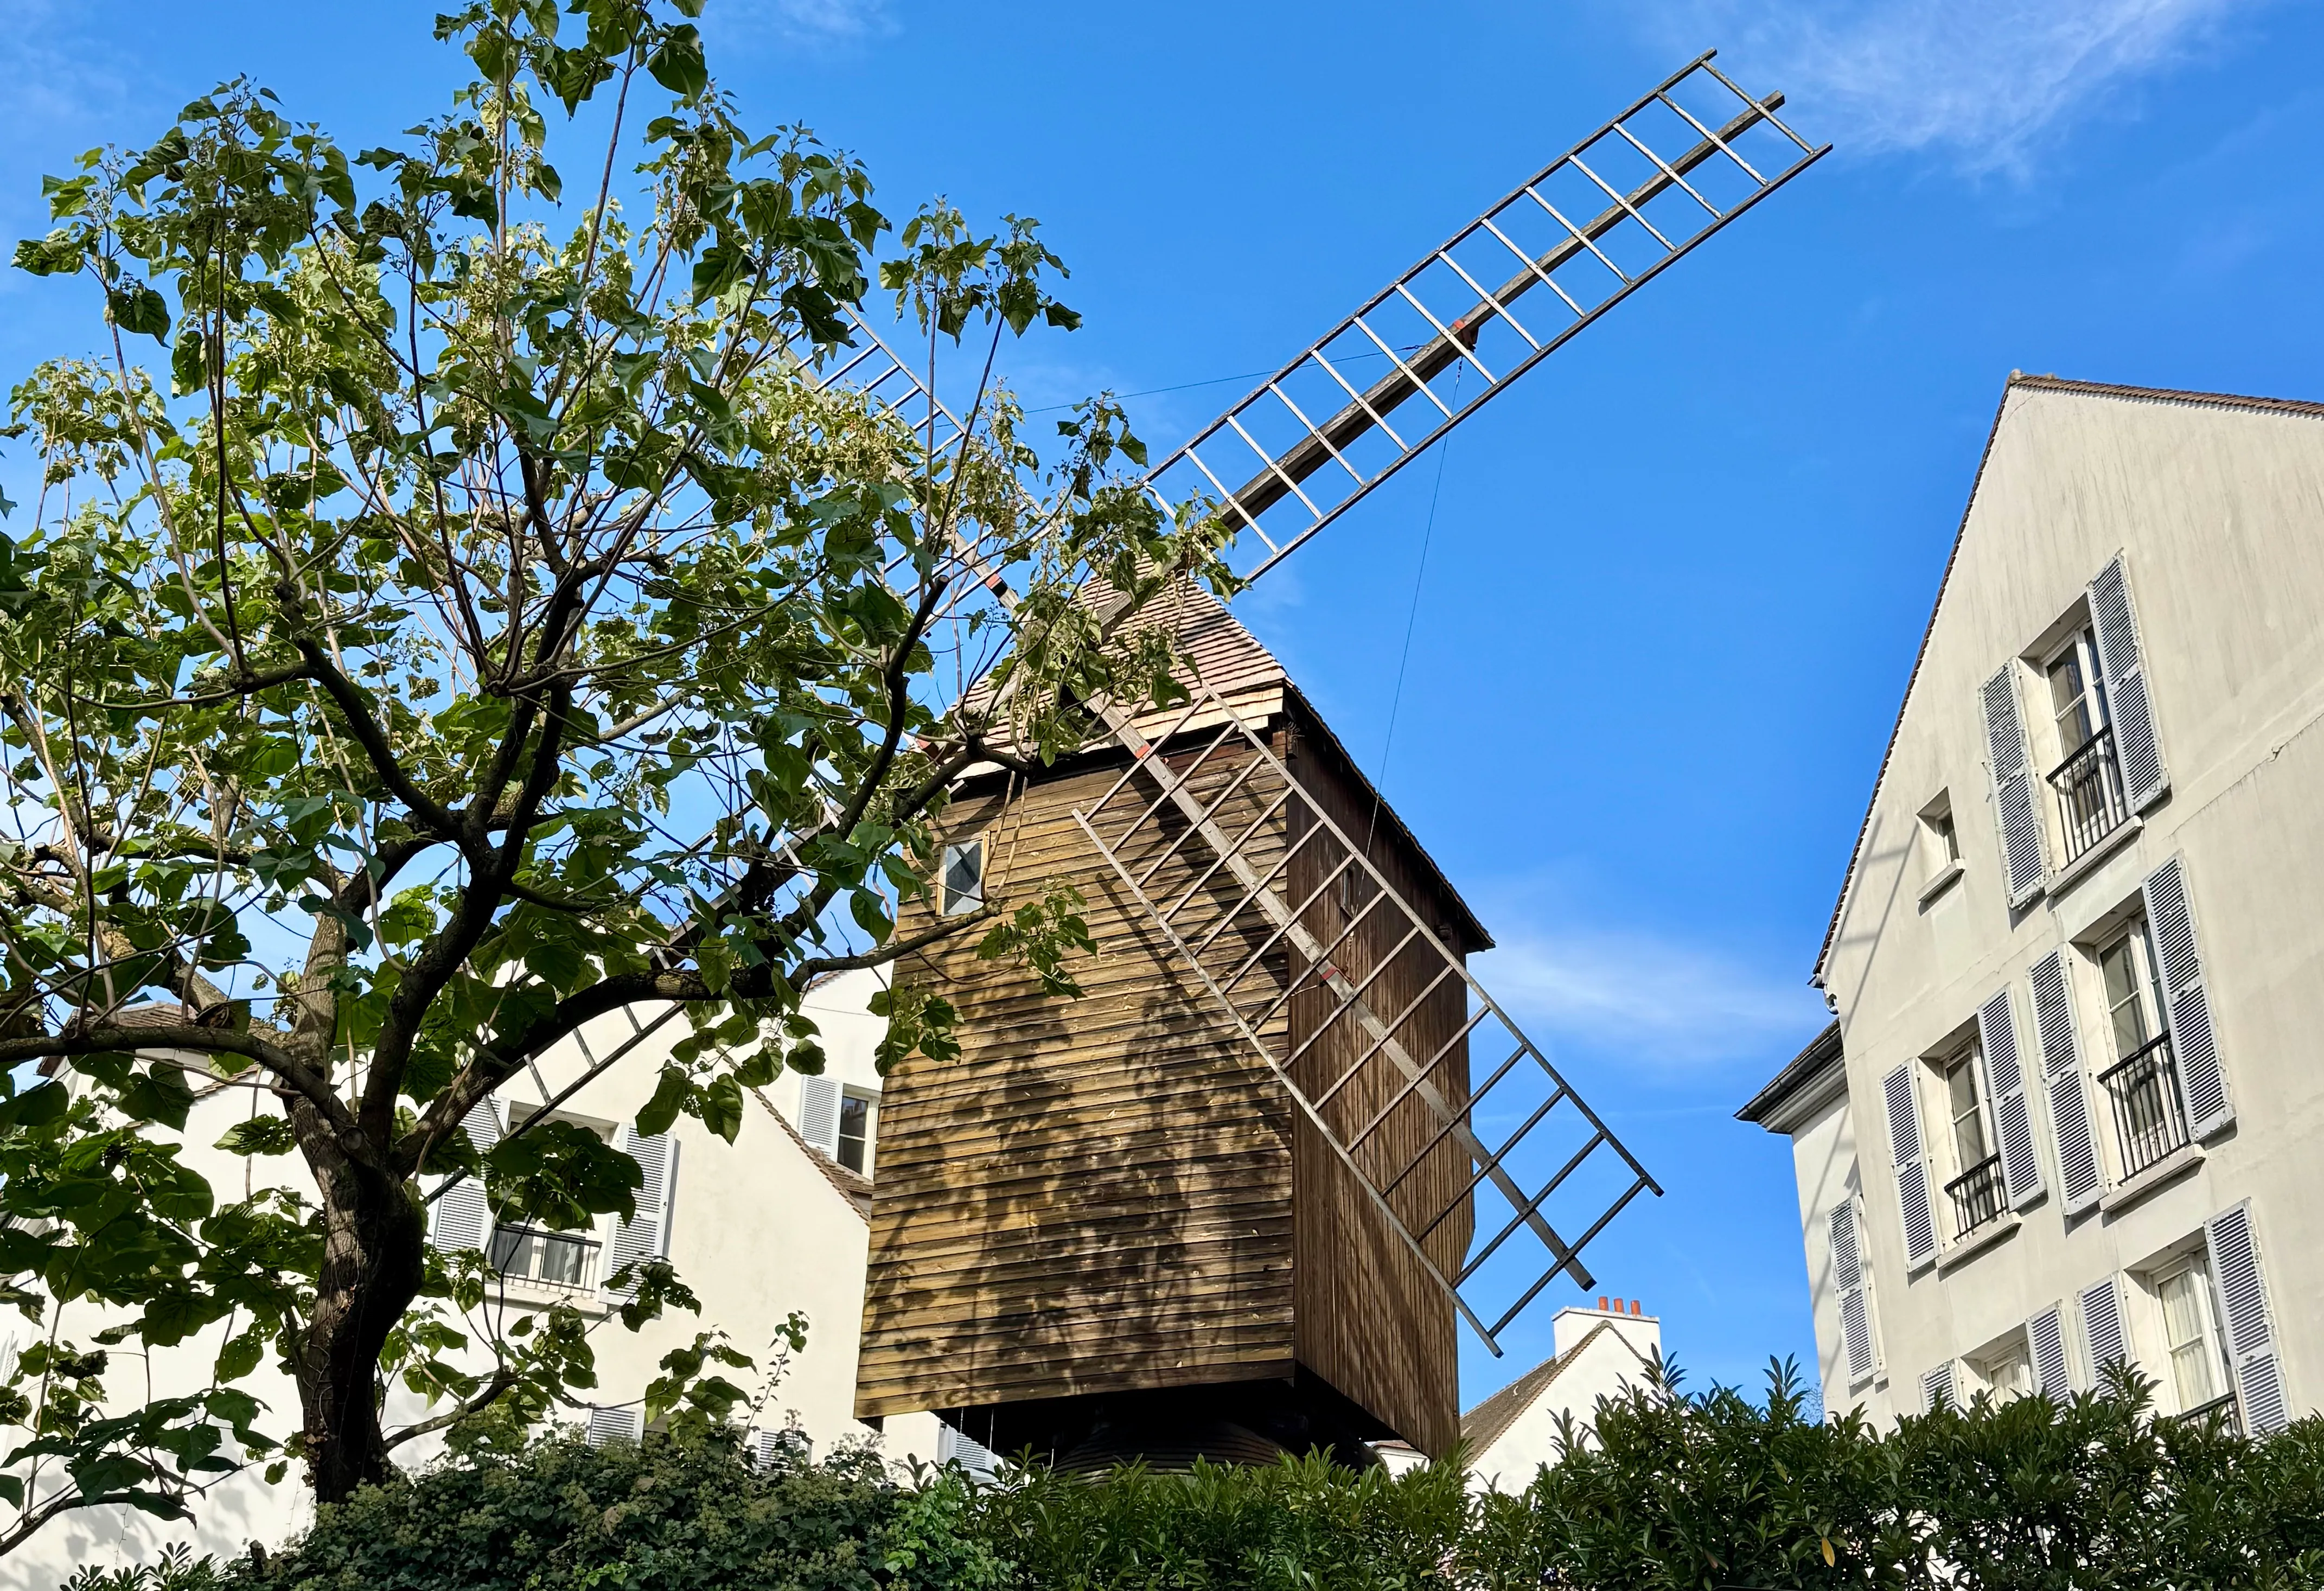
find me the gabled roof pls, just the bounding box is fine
[1809,372,2324,987]
[752,1087,873,1218]
[1459,1319,1655,1455]
[969,575,1493,952]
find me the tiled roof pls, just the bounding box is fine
[1460,1319,1653,1456]
[752,1087,873,1219]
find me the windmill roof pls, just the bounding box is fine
[981,577,1491,952]
[1809,372,2324,988]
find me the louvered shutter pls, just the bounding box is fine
[1830,1201,1875,1383]
[2206,1202,2288,1435]
[2028,950,2104,1214]
[940,1421,997,1478]
[2028,1305,2071,1402]
[586,1405,640,1448]
[799,1075,841,1155]
[2088,554,2168,812]
[1921,1361,1956,1413]
[1882,1064,1938,1271]
[429,1101,501,1251]
[1976,987,2044,1210]
[604,1124,674,1300]
[2080,1274,2128,1389]
[1982,664,2048,906]
[2142,858,2231,1139]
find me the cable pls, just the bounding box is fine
[1367,362,1464,858]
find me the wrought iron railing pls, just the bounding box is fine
[489,1225,602,1296]
[2099,1032,2189,1180]
[2174,1391,2240,1432]
[1945,1153,2007,1241]
[2047,726,2130,867]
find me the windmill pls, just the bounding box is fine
[814,53,1824,1464]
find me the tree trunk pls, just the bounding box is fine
[293,1108,427,1505]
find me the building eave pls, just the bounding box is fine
[1736,1019,1845,1135]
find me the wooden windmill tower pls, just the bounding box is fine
[827,55,1827,1465]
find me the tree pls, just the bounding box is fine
[0,0,1233,1551]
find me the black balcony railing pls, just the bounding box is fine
[2174,1391,2241,1432]
[2048,727,2131,867]
[2099,1032,2190,1180]
[489,1224,602,1295]
[1945,1153,2008,1241]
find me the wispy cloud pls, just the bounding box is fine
[1476,925,1824,1071]
[1651,0,2264,174]
[725,0,897,50]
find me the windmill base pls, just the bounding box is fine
[940,1368,1397,1473]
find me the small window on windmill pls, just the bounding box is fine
[941,839,984,916]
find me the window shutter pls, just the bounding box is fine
[2142,857,2230,1140]
[799,1075,841,1155]
[1976,987,2044,1210]
[586,1405,640,1448]
[2028,950,2104,1214]
[1920,1361,1956,1413]
[939,1421,997,1478]
[2079,1274,2128,1389]
[2206,1202,2288,1435]
[1830,1201,1875,1383]
[429,1102,501,1252]
[1881,1064,1937,1271]
[2028,1305,2071,1402]
[1981,664,2048,906]
[604,1125,674,1301]
[2089,553,2168,811]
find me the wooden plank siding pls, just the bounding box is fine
[857,744,1299,1419]
[857,688,1478,1456]
[1280,701,1476,1458]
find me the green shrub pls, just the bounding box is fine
[61,1366,2324,1590]
[231,1427,1000,1591]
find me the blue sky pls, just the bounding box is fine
[5,0,2322,1405]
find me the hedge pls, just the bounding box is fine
[56,1364,2324,1590]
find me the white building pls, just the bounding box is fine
[1455,1301,1662,1490]
[6,969,953,1582]
[1742,374,2324,1436]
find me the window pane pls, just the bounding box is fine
[942,842,983,916]
[837,1093,871,1174]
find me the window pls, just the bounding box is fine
[2045,627,2131,865]
[2045,629,2108,759]
[2156,1260,2230,1416]
[837,1089,874,1175]
[1978,1339,2033,1402]
[1935,1038,2005,1239]
[941,840,984,916]
[1917,793,1961,896]
[489,1108,612,1295]
[1944,1046,1989,1173]
[2093,919,2188,1178]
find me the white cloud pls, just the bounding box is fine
[728,0,896,49]
[1475,925,1825,1070]
[1651,0,2265,174]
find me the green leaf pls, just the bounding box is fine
[106,280,170,341]
[0,1079,69,1130]
[700,1075,743,1144]
[636,1066,689,1139]
[216,1114,296,1157]
[647,25,707,97]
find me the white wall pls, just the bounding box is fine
[1466,1306,1663,1492]
[5,968,941,1583]
[1813,380,2324,1427]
